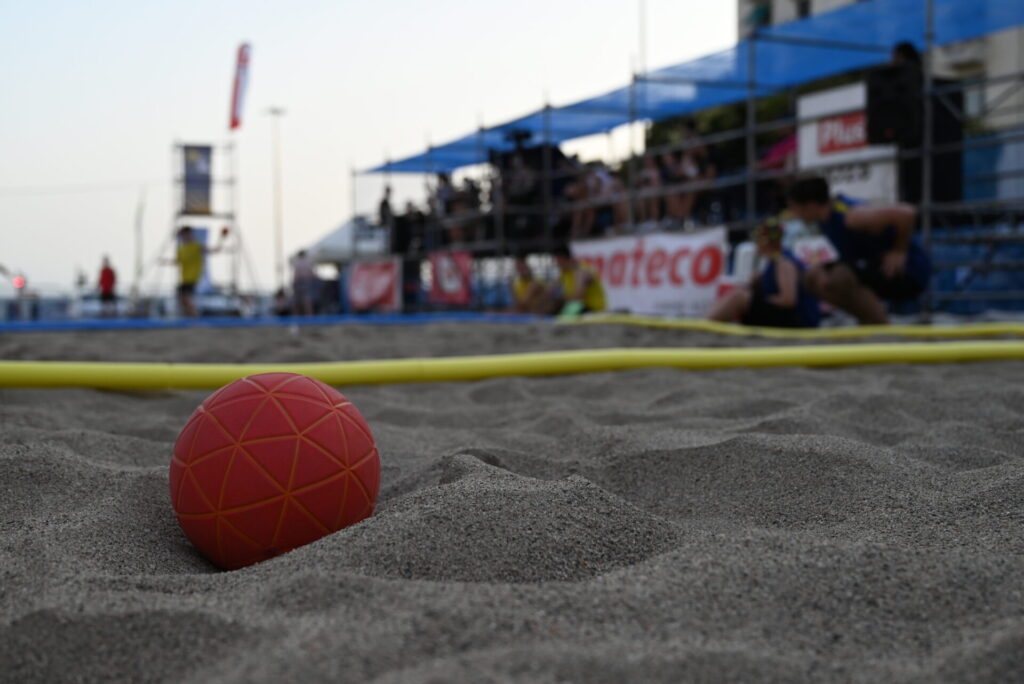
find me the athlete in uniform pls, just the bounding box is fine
[552,244,606,314]
[709,218,820,328]
[787,177,930,324]
[511,253,554,314]
[168,226,226,317]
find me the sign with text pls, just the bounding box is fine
[182,145,213,215]
[570,228,727,317]
[818,112,867,155]
[429,251,473,306]
[798,83,897,202]
[348,258,401,313]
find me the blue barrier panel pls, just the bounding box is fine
[0,312,540,334]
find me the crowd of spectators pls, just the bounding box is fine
[373,117,743,258]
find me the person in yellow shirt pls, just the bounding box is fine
[511,253,554,314]
[552,244,606,314]
[168,226,224,317]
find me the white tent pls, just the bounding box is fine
[305,216,388,264]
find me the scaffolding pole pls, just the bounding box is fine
[491,130,506,254]
[266,107,286,291]
[425,145,435,253]
[542,104,553,249]
[228,140,240,293]
[922,0,936,317]
[745,34,758,229]
[628,74,639,227]
[475,126,490,251]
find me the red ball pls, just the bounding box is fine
[169,372,380,570]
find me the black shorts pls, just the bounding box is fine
[177,282,196,296]
[852,265,926,302]
[100,292,116,303]
[742,290,802,328]
[822,260,926,302]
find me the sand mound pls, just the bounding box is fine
[279,452,681,583]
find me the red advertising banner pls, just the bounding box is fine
[229,43,251,131]
[348,258,401,313]
[429,251,473,305]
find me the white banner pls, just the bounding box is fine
[570,228,727,317]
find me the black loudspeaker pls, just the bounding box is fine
[867,65,963,203]
[867,64,923,147]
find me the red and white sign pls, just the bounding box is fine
[430,251,473,305]
[798,83,897,202]
[348,258,401,313]
[818,112,866,154]
[229,43,251,131]
[571,228,727,317]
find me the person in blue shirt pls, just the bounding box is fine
[787,177,930,324]
[709,218,820,328]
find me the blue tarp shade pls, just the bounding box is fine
[366,0,1024,174]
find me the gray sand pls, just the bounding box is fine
[2,322,1024,682]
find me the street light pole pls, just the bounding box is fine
[266,106,286,291]
[638,0,647,76]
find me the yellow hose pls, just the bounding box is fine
[568,314,1024,340]
[3,341,1024,390]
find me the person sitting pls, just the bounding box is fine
[585,163,628,235]
[511,253,554,314]
[552,244,606,315]
[636,155,663,224]
[563,162,594,238]
[709,218,820,328]
[664,120,718,224]
[272,287,292,317]
[505,154,537,206]
[786,177,930,324]
[434,173,456,216]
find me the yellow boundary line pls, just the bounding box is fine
[3,341,1024,390]
[565,314,1024,340]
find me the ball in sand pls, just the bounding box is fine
[169,372,380,570]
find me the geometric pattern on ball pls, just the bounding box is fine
[169,372,381,570]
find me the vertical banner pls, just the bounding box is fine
[429,251,473,306]
[570,227,727,317]
[182,145,213,215]
[229,43,251,131]
[348,258,401,313]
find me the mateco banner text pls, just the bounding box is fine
[570,228,727,317]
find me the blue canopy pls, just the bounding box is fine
[366,0,1024,174]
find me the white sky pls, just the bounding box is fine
[0,0,736,294]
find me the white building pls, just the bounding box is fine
[737,0,1024,129]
